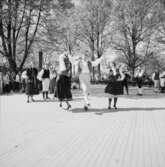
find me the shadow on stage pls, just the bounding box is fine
[71,107,165,115]
[31,97,84,103]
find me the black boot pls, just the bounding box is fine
[114,97,118,110]
[108,98,112,110]
[46,91,50,99]
[43,92,45,100]
[27,96,30,103]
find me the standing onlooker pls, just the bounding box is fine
[134,66,145,96]
[21,69,27,93]
[10,71,16,92]
[39,63,50,100]
[122,69,131,95]
[3,71,10,94]
[152,68,160,93]
[25,63,38,103]
[0,71,3,94]
[160,69,165,93]
[49,69,57,94]
[15,72,21,92]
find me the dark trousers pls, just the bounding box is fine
[122,81,129,95]
[136,78,143,88]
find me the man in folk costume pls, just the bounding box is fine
[78,51,103,111]
[39,63,50,100]
[134,66,145,96]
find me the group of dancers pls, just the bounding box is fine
[23,51,145,111]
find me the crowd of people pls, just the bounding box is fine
[0,51,165,111]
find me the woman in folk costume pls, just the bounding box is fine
[49,68,57,94]
[152,68,160,93]
[78,51,103,111]
[38,63,50,100]
[3,71,11,93]
[159,69,165,93]
[105,63,125,110]
[54,53,72,110]
[24,62,38,103]
[134,66,145,96]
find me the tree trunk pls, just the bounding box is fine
[91,39,95,82]
[7,57,17,73]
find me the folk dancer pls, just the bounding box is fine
[54,53,72,110]
[105,63,125,110]
[78,51,103,111]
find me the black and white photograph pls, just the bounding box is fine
[0,0,165,166]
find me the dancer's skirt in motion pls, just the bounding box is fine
[105,80,123,97]
[55,74,72,101]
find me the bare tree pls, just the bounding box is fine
[0,0,50,72]
[76,0,113,80]
[111,0,158,75]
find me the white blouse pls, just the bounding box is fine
[58,54,67,74]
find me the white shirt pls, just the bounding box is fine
[80,57,103,74]
[58,54,66,74]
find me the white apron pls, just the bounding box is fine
[42,78,50,92]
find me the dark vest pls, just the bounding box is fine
[42,69,50,79]
[154,72,159,80]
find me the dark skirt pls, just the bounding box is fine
[26,79,39,95]
[54,75,72,101]
[105,80,123,95]
[3,83,11,93]
[26,80,34,95]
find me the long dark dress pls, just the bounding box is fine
[54,57,72,101]
[26,68,39,95]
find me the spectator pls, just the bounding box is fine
[15,72,21,92]
[49,69,57,94]
[3,71,10,94]
[0,71,3,94]
[160,69,165,93]
[21,69,27,93]
[152,68,160,93]
[134,66,145,96]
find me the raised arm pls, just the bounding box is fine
[91,57,103,67]
[119,65,125,81]
[68,54,77,65]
